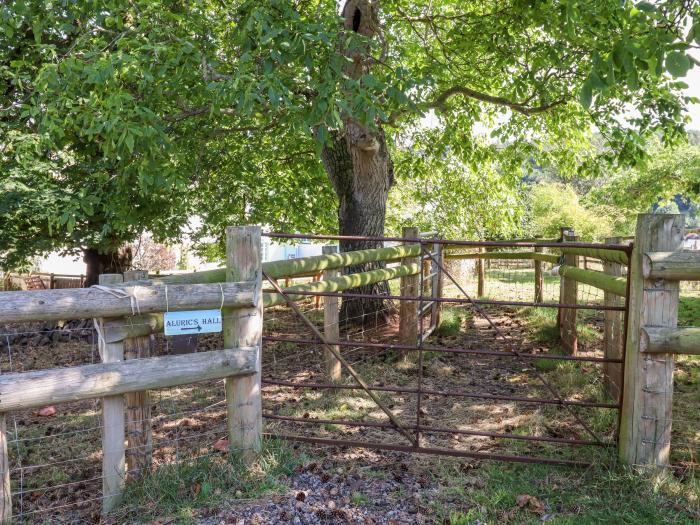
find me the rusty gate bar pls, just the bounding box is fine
[262,289,627,311]
[266,434,592,468]
[261,379,620,409]
[263,414,612,446]
[262,336,625,364]
[262,271,418,446]
[263,232,632,253]
[421,245,606,444]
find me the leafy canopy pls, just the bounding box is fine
[1,0,698,268]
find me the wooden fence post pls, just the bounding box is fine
[323,245,341,381]
[619,214,684,467]
[477,246,485,297]
[0,414,10,524]
[534,245,543,303]
[122,270,152,480]
[603,237,625,400]
[559,229,578,355]
[399,227,420,358]
[97,273,126,515]
[224,226,263,463]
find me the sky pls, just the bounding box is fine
[684,64,700,129]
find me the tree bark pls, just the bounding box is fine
[83,246,133,286]
[318,0,395,327]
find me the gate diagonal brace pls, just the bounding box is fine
[262,271,418,447]
[420,244,605,446]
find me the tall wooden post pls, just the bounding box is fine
[224,226,263,462]
[122,270,152,480]
[322,245,341,381]
[476,246,485,297]
[399,227,420,358]
[559,229,578,355]
[603,237,625,400]
[619,214,683,467]
[534,245,543,303]
[98,273,126,514]
[0,414,10,524]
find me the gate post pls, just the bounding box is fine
[476,246,485,297]
[534,244,543,303]
[603,237,625,400]
[399,227,420,359]
[323,245,341,381]
[225,226,263,462]
[97,273,126,514]
[619,214,683,467]
[559,229,578,355]
[122,270,153,480]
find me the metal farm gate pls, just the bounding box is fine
[259,232,632,467]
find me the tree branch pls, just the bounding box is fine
[429,86,566,116]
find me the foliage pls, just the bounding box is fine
[587,142,700,232]
[1,0,698,269]
[528,183,615,241]
[129,235,177,272]
[387,129,527,240]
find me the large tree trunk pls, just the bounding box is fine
[83,246,133,286]
[318,0,395,327]
[321,128,394,327]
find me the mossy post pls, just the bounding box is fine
[559,229,578,355]
[619,214,684,467]
[323,245,341,381]
[603,237,625,401]
[399,227,420,359]
[122,270,153,480]
[225,226,263,463]
[98,273,126,515]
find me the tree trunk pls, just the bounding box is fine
[83,246,133,286]
[321,126,394,327]
[318,0,395,327]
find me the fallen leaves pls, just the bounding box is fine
[516,493,545,514]
[37,406,56,417]
[213,437,229,452]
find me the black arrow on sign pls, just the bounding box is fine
[181,325,202,332]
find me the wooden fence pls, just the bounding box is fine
[2,272,85,291]
[1,215,696,522]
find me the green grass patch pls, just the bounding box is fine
[350,491,370,506]
[679,294,700,327]
[433,460,699,524]
[435,307,466,337]
[115,438,303,522]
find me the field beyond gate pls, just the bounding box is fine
[0,217,698,523]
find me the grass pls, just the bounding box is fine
[114,438,303,523]
[432,459,699,524]
[679,294,700,326]
[435,307,467,337]
[350,492,370,506]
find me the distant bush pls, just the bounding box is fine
[529,183,614,241]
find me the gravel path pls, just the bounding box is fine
[194,456,438,525]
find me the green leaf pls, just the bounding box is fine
[579,79,593,109]
[665,51,691,77]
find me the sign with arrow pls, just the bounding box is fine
[164,309,222,336]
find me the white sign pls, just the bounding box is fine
[164,309,222,336]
